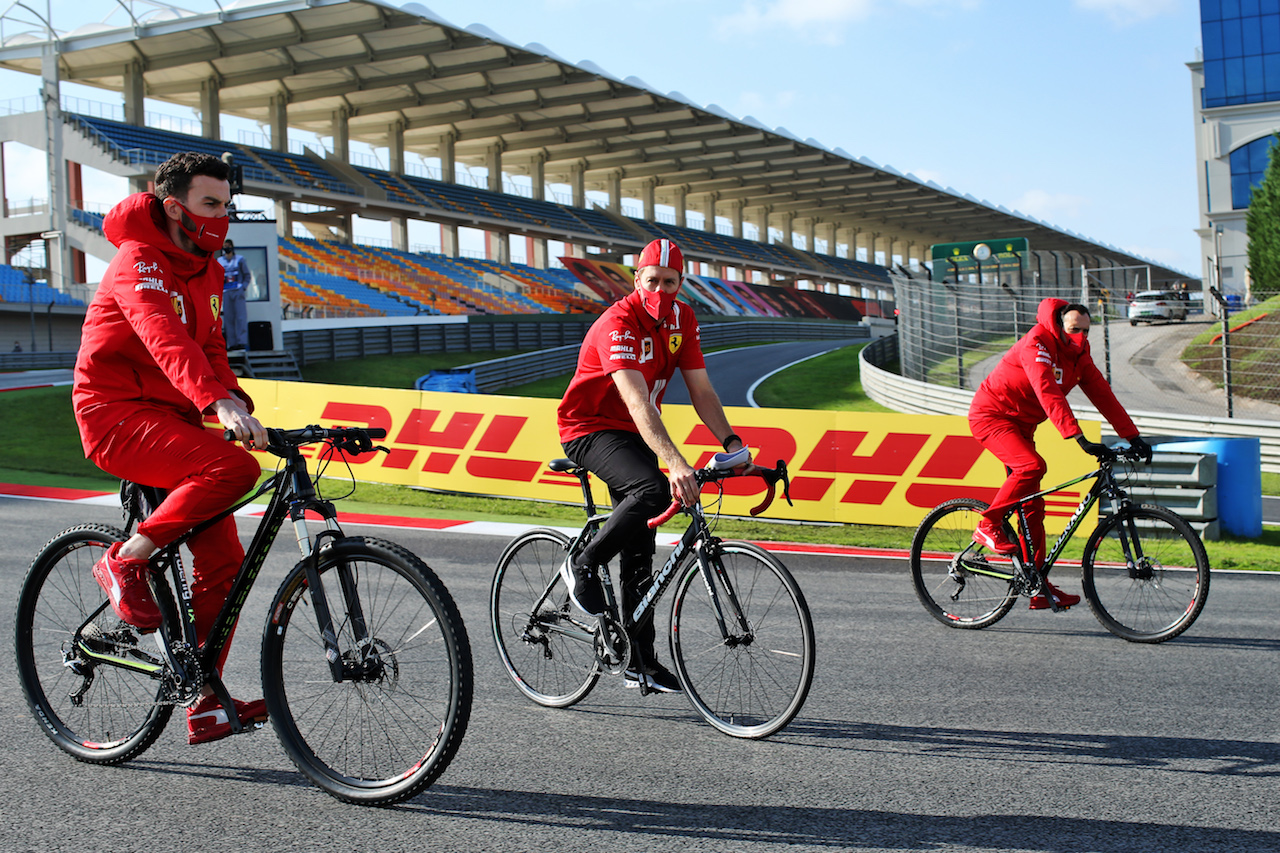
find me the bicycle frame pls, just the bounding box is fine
[69,430,377,723]
[527,466,753,669]
[966,455,1142,585]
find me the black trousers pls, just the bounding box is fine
[562,429,672,664]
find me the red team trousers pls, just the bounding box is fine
[90,409,261,671]
[970,416,1049,566]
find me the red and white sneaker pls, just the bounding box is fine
[972,520,1018,554]
[1029,581,1081,611]
[91,542,162,632]
[187,694,268,745]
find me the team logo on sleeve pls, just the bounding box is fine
[668,332,683,354]
[640,336,654,364]
[170,292,187,325]
[210,294,221,321]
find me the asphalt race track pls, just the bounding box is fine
[2,495,1277,853]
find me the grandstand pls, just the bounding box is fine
[0,0,1185,356]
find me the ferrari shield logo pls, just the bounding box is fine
[668,332,683,354]
[210,294,221,321]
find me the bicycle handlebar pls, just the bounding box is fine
[647,459,792,529]
[224,425,388,457]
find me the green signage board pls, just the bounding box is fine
[930,238,1029,281]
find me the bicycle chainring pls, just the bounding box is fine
[593,615,630,676]
[160,642,205,706]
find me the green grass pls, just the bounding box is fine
[751,344,894,412]
[301,349,532,388]
[5,348,1279,570]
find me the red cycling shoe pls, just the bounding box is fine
[91,542,162,632]
[972,520,1018,554]
[1029,581,1081,610]
[187,695,269,745]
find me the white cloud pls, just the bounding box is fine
[715,0,978,42]
[1072,0,1178,26]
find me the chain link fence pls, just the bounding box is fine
[891,250,1278,423]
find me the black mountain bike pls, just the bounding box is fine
[491,455,815,739]
[910,444,1210,643]
[15,426,472,805]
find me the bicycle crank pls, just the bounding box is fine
[593,615,630,676]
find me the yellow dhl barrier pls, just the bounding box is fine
[239,378,1101,532]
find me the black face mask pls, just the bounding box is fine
[223,247,233,255]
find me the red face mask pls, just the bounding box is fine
[1063,331,1087,352]
[640,287,677,322]
[169,199,229,253]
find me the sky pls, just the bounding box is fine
[0,0,1206,275]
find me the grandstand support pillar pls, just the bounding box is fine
[439,132,456,183]
[802,218,815,252]
[42,48,71,294]
[730,201,743,239]
[486,230,510,265]
[868,232,880,266]
[269,92,288,153]
[123,60,145,126]
[200,78,220,140]
[530,151,546,201]
[606,170,622,214]
[570,160,585,208]
[704,192,718,234]
[392,216,409,251]
[780,212,794,248]
[674,185,687,228]
[843,226,859,261]
[388,121,406,173]
[274,200,292,237]
[823,222,838,257]
[641,178,656,221]
[486,143,503,194]
[531,237,548,268]
[332,107,350,162]
[755,206,771,243]
[0,143,6,216]
[441,221,459,257]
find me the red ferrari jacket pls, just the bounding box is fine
[969,297,1137,440]
[73,192,250,455]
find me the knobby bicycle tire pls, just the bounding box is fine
[910,499,1020,629]
[15,524,177,764]
[670,541,815,739]
[490,528,601,708]
[261,536,472,805]
[1080,504,1210,643]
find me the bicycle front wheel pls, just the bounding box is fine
[910,499,1019,629]
[14,524,176,764]
[262,537,472,805]
[490,528,601,708]
[670,541,815,739]
[1081,504,1210,643]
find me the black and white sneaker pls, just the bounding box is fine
[559,556,606,616]
[624,664,683,694]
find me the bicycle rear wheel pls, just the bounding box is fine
[670,541,815,739]
[910,499,1019,629]
[262,537,472,805]
[490,528,601,707]
[1081,504,1210,643]
[14,524,176,764]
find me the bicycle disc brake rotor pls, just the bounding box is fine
[344,638,399,687]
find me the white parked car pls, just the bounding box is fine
[1128,290,1188,325]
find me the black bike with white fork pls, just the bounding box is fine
[490,453,815,739]
[14,426,472,805]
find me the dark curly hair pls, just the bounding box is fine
[153,152,230,202]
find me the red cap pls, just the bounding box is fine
[635,238,684,274]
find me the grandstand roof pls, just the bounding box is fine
[0,0,1188,281]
